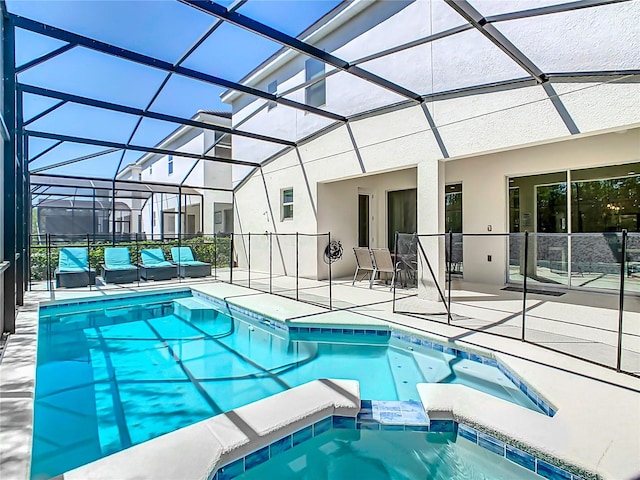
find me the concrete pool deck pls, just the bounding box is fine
[1,278,639,479]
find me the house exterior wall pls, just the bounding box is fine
[444,127,640,285]
[229,0,640,285]
[118,116,233,237]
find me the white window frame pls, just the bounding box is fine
[281,187,294,221]
[304,58,326,108]
[267,80,277,111]
[168,155,174,175]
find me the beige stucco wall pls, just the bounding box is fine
[444,127,640,284]
[318,167,417,280]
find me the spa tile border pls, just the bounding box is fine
[211,401,581,480]
[392,331,557,417]
[458,424,586,480]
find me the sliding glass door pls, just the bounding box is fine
[387,189,416,251]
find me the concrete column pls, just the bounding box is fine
[417,158,445,301]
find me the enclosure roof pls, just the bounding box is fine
[31,173,203,199]
[8,0,640,190]
[34,198,131,211]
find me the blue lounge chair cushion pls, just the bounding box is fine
[104,247,137,270]
[171,247,197,263]
[58,247,90,272]
[171,247,208,266]
[141,249,173,267]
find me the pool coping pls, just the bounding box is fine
[62,388,587,480]
[417,383,592,479]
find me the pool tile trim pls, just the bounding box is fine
[39,287,191,312]
[210,402,583,480]
[193,290,389,337]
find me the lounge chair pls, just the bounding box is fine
[352,247,375,288]
[371,248,401,291]
[55,247,96,288]
[139,248,177,281]
[101,247,138,284]
[170,247,211,278]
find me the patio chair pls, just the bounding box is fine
[352,247,375,288]
[170,246,211,278]
[101,247,138,284]
[55,247,96,288]
[371,248,401,291]
[139,248,177,281]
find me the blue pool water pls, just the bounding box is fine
[32,292,541,478]
[234,430,542,480]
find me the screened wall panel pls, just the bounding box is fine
[181,22,283,83]
[143,75,229,119]
[17,47,169,108]
[10,0,212,63]
[359,44,434,96]
[25,102,140,143]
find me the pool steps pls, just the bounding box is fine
[173,296,220,323]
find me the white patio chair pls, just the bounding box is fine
[371,248,401,291]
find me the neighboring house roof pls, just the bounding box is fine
[198,110,231,118]
[117,110,231,178]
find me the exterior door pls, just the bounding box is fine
[358,194,371,247]
[387,189,417,251]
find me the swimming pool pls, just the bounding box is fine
[32,290,545,478]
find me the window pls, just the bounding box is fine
[282,188,293,220]
[267,80,277,110]
[305,59,325,107]
[149,164,153,175]
[168,155,173,175]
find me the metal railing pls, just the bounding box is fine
[392,230,640,376]
[29,232,233,291]
[29,231,334,311]
[229,232,333,310]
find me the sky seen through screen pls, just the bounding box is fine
[9,0,342,179]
